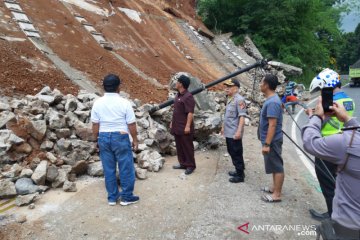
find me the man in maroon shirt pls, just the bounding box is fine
[170,75,196,175]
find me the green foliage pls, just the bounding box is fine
[337,23,360,73]
[198,0,344,85]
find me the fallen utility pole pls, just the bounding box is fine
[149,59,268,114]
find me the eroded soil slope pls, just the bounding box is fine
[1,0,222,102]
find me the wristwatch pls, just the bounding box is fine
[263,142,270,147]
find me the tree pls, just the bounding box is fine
[198,0,343,84]
[338,23,360,72]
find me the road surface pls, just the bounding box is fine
[287,86,360,177]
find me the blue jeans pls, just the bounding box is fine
[98,132,135,202]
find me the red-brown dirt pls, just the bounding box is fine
[0,4,78,96]
[0,0,222,103]
[0,40,79,97]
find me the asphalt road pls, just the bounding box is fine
[300,85,359,122]
[286,86,360,178]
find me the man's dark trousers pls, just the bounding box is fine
[226,138,245,176]
[315,157,337,215]
[174,134,196,169]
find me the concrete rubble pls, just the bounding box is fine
[268,61,303,76]
[0,50,308,205]
[243,35,264,61]
[0,85,225,203]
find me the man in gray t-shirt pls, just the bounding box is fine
[259,96,283,144]
[221,79,247,183]
[259,74,284,203]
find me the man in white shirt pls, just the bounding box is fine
[91,74,139,206]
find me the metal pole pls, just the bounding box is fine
[149,59,267,114]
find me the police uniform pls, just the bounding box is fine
[322,92,355,136]
[315,91,355,216]
[224,92,247,178]
[302,117,360,239]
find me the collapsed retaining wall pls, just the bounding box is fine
[0,62,307,207]
[0,83,230,206]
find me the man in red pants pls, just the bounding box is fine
[170,75,196,175]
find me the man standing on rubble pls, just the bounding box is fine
[281,77,297,104]
[170,75,196,175]
[221,79,247,183]
[91,74,139,206]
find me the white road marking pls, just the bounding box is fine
[291,97,318,178]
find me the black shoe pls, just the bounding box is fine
[228,171,245,178]
[309,209,330,221]
[173,164,186,170]
[228,171,239,177]
[229,176,244,183]
[120,195,140,206]
[185,168,195,175]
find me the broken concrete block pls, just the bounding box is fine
[15,192,39,206]
[31,160,48,185]
[0,111,15,128]
[28,120,47,141]
[0,179,17,198]
[63,180,77,192]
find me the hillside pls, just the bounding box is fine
[0,0,227,103]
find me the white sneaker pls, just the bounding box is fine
[108,202,116,206]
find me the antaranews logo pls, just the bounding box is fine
[237,222,250,234]
[237,222,317,236]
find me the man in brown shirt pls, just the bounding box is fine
[170,75,196,175]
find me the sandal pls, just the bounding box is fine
[260,186,273,194]
[261,194,281,203]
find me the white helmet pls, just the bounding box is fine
[309,68,340,93]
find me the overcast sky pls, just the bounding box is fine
[339,0,360,32]
[341,12,360,32]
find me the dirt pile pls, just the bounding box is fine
[0,0,222,103]
[0,40,79,97]
[0,84,227,205]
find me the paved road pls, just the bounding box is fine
[1,126,325,240]
[299,86,359,125]
[286,86,360,178]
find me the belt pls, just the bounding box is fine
[98,131,128,136]
[99,131,128,134]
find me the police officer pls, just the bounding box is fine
[221,79,247,183]
[302,98,360,240]
[308,68,355,220]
